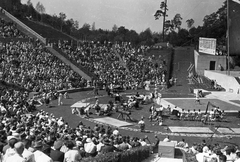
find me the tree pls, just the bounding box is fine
[112,24,118,32]
[82,23,91,30]
[126,30,139,45]
[91,22,96,31]
[78,23,91,40]
[139,28,153,46]
[164,20,174,34]
[35,2,45,22]
[186,18,194,30]
[154,0,168,41]
[172,14,182,32]
[26,0,32,6]
[202,1,227,45]
[74,20,79,30]
[59,12,66,31]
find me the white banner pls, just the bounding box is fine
[199,37,216,55]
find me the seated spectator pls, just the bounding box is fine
[5,142,26,162]
[50,140,64,162]
[64,140,81,162]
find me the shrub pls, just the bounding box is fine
[81,146,151,162]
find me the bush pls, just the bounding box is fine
[81,146,150,162]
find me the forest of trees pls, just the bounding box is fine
[0,0,227,48]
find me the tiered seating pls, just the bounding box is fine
[0,18,26,38]
[0,40,85,92]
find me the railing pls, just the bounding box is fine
[1,8,47,44]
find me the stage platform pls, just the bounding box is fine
[93,117,133,127]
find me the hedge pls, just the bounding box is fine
[81,146,151,162]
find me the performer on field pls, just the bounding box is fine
[138,116,145,132]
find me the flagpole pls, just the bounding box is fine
[227,0,230,76]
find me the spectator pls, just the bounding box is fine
[22,139,35,162]
[100,139,119,154]
[84,138,97,157]
[3,137,18,161]
[33,141,53,162]
[5,142,26,162]
[63,140,81,162]
[50,140,64,162]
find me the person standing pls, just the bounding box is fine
[138,116,145,132]
[58,93,63,106]
[195,90,201,105]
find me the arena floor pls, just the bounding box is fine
[39,89,240,148]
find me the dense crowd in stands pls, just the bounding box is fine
[0,109,158,162]
[0,40,86,91]
[58,41,167,89]
[0,18,26,38]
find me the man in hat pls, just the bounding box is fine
[3,137,18,161]
[33,141,53,162]
[84,138,97,157]
[50,140,64,162]
[100,139,119,154]
[6,142,26,162]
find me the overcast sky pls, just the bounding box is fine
[21,0,225,33]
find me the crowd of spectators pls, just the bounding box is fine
[0,110,158,162]
[189,140,240,162]
[58,41,167,90]
[0,40,86,92]
[0,18,26,38]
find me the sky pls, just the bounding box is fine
[21,0,225,33]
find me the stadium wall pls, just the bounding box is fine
[194,50,226,75]
[204,70,240,94]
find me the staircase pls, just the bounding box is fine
[169,47,195,94]
[1,8,94,81]
[113,48,130,74]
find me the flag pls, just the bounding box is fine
[229,0,240,55]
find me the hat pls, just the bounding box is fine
[33,141,43,148]
[76,141,83,147]
[7,136,17,141]
[54,140,63,150]
[236,150,240,153]
[86,138,92,143]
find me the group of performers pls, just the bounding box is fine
[72,83,226,134]
[178,107,224,122]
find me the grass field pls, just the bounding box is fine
[38,89,240,149]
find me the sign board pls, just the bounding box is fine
[199,37,216,55]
